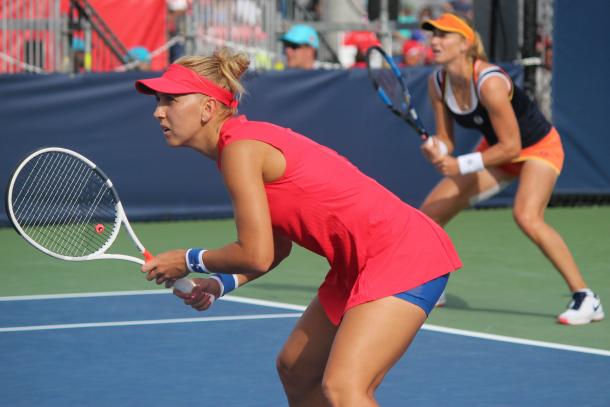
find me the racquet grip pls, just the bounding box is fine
[175,278,216,306]
[173,278,196,294]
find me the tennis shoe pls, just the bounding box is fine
[435,290,447,307]
[557,290,604,325]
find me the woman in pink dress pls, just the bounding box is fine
[137,48,461,406]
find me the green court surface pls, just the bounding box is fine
[1,206,608,350]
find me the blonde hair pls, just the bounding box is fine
[468,31,488,62]
[452,15,488,61]
[175,48,250,114]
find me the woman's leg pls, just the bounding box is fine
[420,168,514,226]
[276,296,337,407]
[512,160,587,291]
[513,160,604,324]
[321,297,428,407]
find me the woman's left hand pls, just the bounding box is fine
[434,156,460,177]
[173,278,218,311]
[141,249,189,286]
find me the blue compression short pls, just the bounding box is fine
[394,274,449,315]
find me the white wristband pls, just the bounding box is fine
[457,152,485,174]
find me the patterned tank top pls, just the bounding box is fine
[434,61,551,147]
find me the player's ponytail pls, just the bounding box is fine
[214,47,250,96]
[468,32,488,62]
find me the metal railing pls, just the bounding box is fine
[67,0,133,72]
[0,0,141,74]
[1,0,63,73]
[1,0,555,86]
[183,0,284,70]
[0,0,400,73]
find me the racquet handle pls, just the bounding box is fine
[165,274,216,305]
[173,278,196,294]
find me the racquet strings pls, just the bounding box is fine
[368,48,410,114]
[10,151,119,257]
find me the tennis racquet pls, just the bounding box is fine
[5,147,195,294]
[366,45,429,140]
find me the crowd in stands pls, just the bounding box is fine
[61,0,491,73]
[279,0,474,70]
[156,0,476,71]
[6,0,558,75]
[61,0,477,73]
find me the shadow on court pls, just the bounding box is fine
[441,294,558,319]
[248,281,318,294]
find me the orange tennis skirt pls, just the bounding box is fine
[476,127,564,176]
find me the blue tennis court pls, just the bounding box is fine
[1,292,608,407]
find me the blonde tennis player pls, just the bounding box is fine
[136,48,461,406]
[418,13,603,325]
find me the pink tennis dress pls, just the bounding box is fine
[218,116,461,325]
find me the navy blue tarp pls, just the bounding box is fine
[4,61,593,227]
[552,0,610,194]
[0,67,499,226]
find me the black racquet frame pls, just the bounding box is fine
[366,45,429,140]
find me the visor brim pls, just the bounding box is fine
[135,78,195,95]
[420,18,474,43]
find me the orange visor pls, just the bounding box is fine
[421,13,475,44]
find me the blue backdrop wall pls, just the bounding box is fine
[0,67,509,226]
[552,0,610,195]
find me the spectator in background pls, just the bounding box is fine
[167,0,189,63]
[542,37,553,71]
[343,30,381,69]
[536,36,553,120]
[442,0,474,20]
[71,37,86,73]
[128,46,153,71]
[401,29,433,66]
[279,0,321,20]
[396,4,418,40]
[418,5,434,22]
[280,24,319,69]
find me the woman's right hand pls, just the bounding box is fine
[420,136,446,165]
[173,278,220,311]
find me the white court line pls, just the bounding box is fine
[421,324,610,357]
[0,290,173,301]
[1,291,609,357]
[223,296,610,357]
[0,313,302,333]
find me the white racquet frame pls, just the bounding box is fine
[7,147,195,294]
